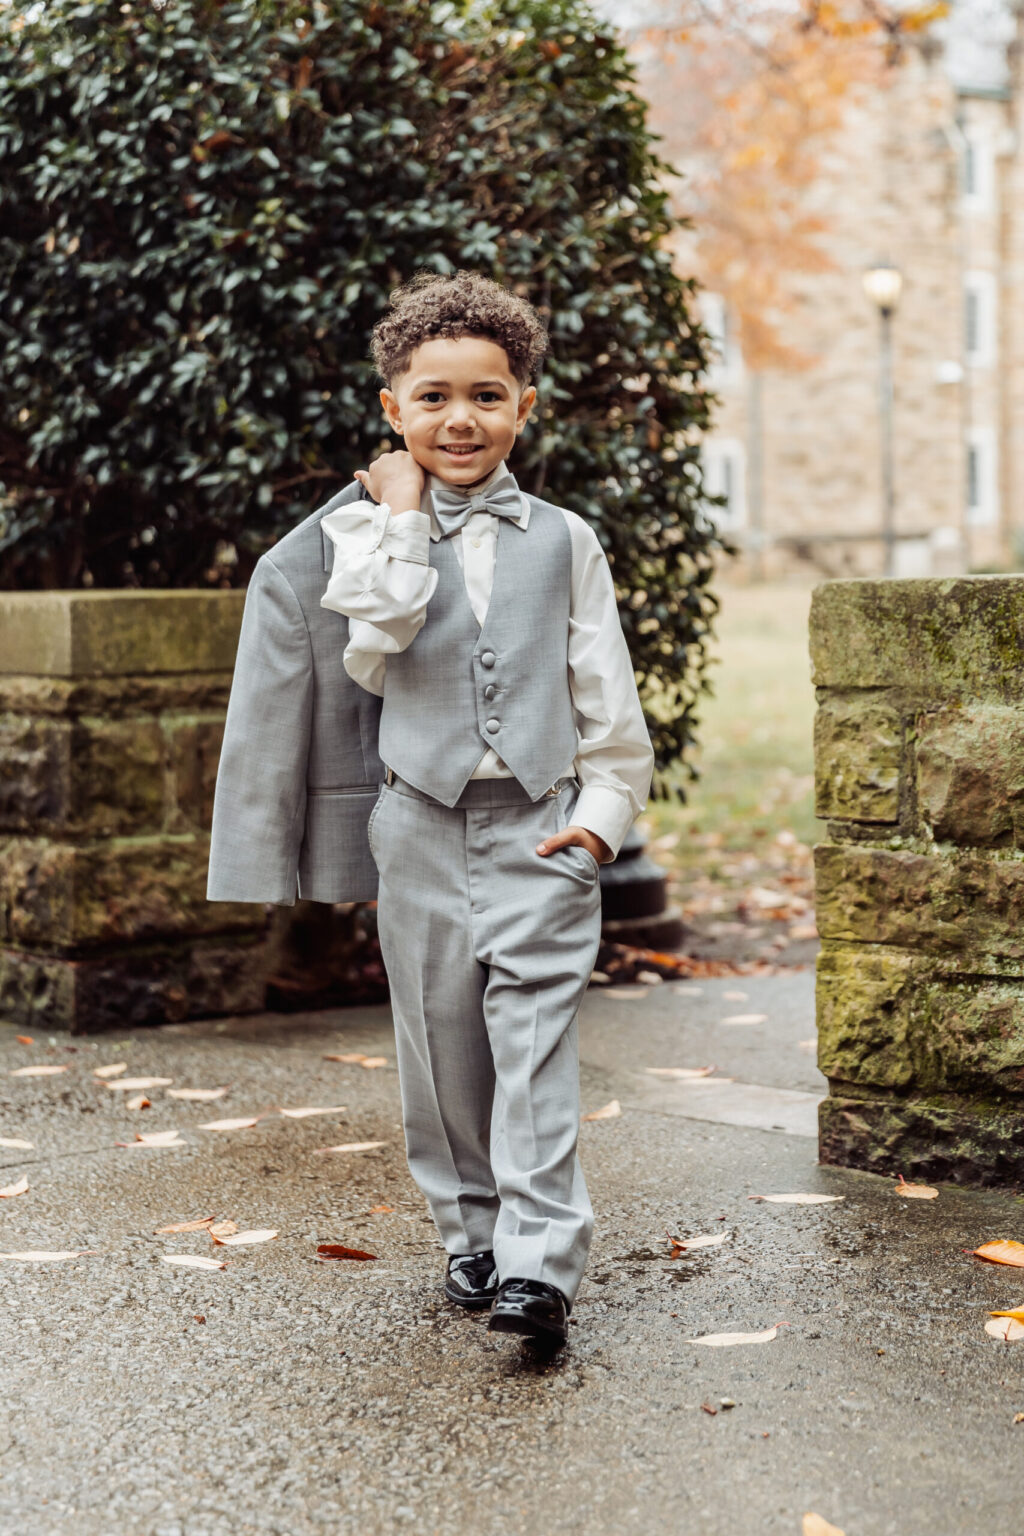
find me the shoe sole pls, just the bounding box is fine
[443,1283,498,1310]
[486,1310,568,1346]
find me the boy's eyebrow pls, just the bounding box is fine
[412,378,511,390]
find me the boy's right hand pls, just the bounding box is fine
[353,450,425,515]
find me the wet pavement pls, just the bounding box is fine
[2,971,1023,1535]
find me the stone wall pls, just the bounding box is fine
[811,576,1024,1187]
[0,591,269,1032]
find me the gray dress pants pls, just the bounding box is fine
[367,772,602,1304]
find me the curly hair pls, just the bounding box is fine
[370,269,549,388]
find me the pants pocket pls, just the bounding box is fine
[366,785,386,859]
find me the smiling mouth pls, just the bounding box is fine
[439,445,483,457]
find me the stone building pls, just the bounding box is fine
[660,0,1024,580]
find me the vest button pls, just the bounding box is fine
[484,684,496,701]
[480,651,496,669]
[485,717,500,734]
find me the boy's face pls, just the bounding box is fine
[380,336,537,488]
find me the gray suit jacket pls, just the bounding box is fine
[206,480,384,907]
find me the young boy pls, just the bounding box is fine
[208,269,653,1347]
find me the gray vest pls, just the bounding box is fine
[378,498,578,805]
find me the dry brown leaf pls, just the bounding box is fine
[199,1116,262,1132]
[602,988,649,1001]
[207,1220,238,1238]
[0,1250,95,1262]
[105,1077,173,1091]
[316,1243,378,1261]
[667,1229,731,1257]
[117,1129,183,1148]
[645,1065,717,1079]
[15,1035,34,1045]
[971,1240,1024,1268]
[750,1193,844,1205]
[0,1176,29,1198]
[803,1517,846,1536]
[368,1204,395,1214]
[722,1013,768,1026]
[985,1317,1024,1342]
[0,1137,33,1150]
[125,1094,151,1110]
[10,1064,68,1078]
[895,1174,938,1199]
[154,1215,218,1234]
[360,1057,388,1069]
[211,1228,277,1247]
[687,1324,785,1347]
[582,1099,622,1121]
[700,1401,718,1416]
[166,1087,228,1102]
[93,1062,128,1079]
[313,1140,388,1155]
[161,1254,227,1270]
[322,1052,368,1063]
[278,1105,348,1119]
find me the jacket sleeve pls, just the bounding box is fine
[206,555,312,906]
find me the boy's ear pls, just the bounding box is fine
[380,386,403,434]
[516,384,537,432]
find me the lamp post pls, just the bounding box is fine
[862,262,903,578]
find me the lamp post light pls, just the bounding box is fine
[862,262,903,578]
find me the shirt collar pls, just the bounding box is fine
[421,459,531,541]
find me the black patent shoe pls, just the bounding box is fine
[444,1249,499,1309]
[487,1277,569,1345]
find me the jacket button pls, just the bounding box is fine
[480,651,496,668]
[484,684,496,700]
[485,717,500,734]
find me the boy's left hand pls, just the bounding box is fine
[536,826,612,866]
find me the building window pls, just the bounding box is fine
[961,128,994,212]
[966,426,998,527]
[702,439,747,530]
[964,271,996,368]
[700,292,742,382]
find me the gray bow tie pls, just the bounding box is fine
[430,473,523,538]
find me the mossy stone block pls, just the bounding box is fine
[819,1094,1024,1188]
[0,591,245,678]
[916,704,1024,847]
[814,693,901,822]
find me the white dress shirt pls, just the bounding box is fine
[320,460,654,857]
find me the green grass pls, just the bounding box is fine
[642,583,820,882]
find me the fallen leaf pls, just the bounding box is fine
[797,1038,818,1052]
[1015,1412,1024,1424]
[0,1250,95,1262]
[117,1129,183,1148]
[589,970,611,984]
[194,1314,206,1324]
[360,1057,388,1069]
[722,990,748,1001]
[278,1105,348,1119]
[990,1306,1024,1325]
[313,1141,388,1155]
[15,1035,34,1045]
[895,1173,938,1199]
[211,1228,277,1247]
[0,1137,33,1150]
[803,1517,846,1536]
[582,1099,622,1121]
[645,1065,717,1079]
[971,1240,1024,1268]
[789,924,819,941]
[199,1116,262,1132]
[687,1324,785,1347]
[635,970,664,986]
[105,1077,173,1091]
[166,1087,228,1102]
[161,1254,227,1270]
[207,1220,238,1238]
[154,1215,218,1234]
[93,1062,128,1079]
[368,1204,395,1214]
[985,1317,1024,1342]
[126,1094,151,1110]
[0,1176,29,1198]
[722,1014,768,1026]
[316,1243,378,1261]
[666,1229,731,1257]
[602,988,649,1001]
[10,1064,68,1077]
[323,1052,368,1063]
[750,1193,844,1205]
[700,1401,718,1416]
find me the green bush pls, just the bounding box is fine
[0,0,723,789]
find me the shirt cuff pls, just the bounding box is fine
[569,784,638,862]
[374,502,432,565]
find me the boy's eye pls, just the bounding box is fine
[476,391,501,403]
[419,391,445,403]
